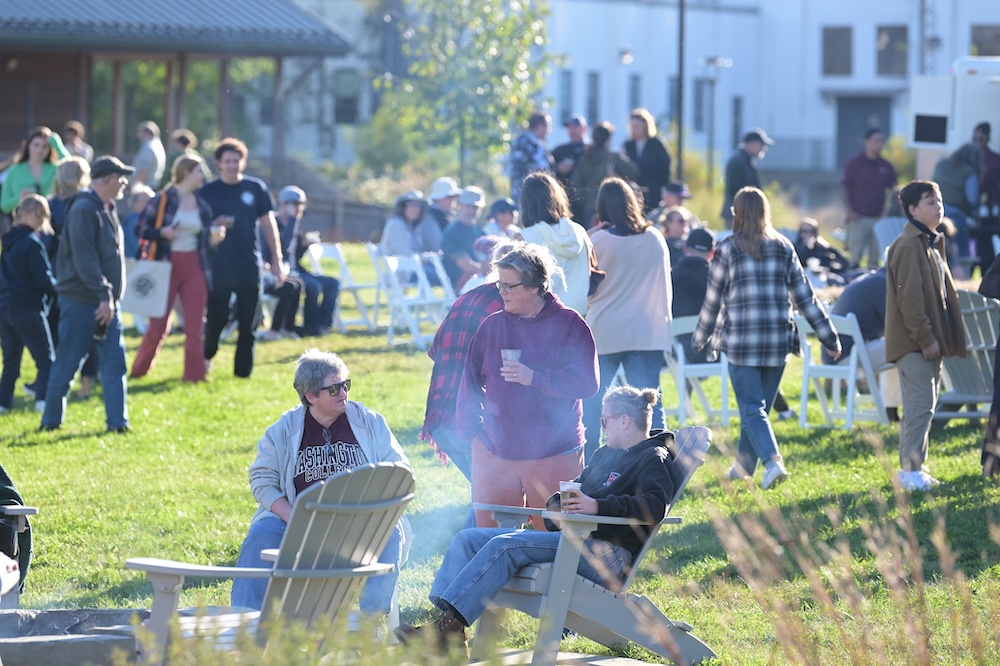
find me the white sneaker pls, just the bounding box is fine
[259,330,281,342]
[727,465,749,481]
[0,406,7,414]
[897,470,940,492]
[34,400,46,413]
[761,461,788,490]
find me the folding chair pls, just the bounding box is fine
[307,243,375,333]
[874,216,907,259]
[662,315,730,425]
[379,254,450,349]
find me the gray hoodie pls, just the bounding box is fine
[55,190,125,305]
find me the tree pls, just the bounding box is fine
[381,0,556,183]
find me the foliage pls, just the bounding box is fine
[372,0,557,183]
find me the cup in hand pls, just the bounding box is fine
[500,349,522,365]
[559,481,582,505]
[210,225,226,244]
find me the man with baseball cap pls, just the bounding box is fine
[671,227,715,364]
[552,114,588,222]
[440,187,486,289]
[721,128,774,229]
[483,198,520,237]
[507,112,553,201]
[41,156,134,433]
[428,177,462,233]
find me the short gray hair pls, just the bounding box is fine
[492,240,561,295]
[603,386,659,433]
[294,348,348,405]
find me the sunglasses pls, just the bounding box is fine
[319,379,351,396]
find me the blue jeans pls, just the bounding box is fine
[429,527,632,626]
[298,270,339,335]
[41,298,128,430]
[582,350,665,463]
[230,516,403,616]
[728,364,784,476]
[0,308,54,408]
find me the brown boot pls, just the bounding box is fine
[395,609,468,654]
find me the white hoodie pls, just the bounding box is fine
[519,217,592,314]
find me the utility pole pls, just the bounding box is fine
[676,0,686,181]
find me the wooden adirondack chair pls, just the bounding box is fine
[125,463,415,664]
[937,290,1000,420]
[472,426,716,665]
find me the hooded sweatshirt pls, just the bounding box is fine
[519,217,593,314]
[457,292,598,460]
[0,224,56,312]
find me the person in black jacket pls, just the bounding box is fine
[396,385,675,651]
[623,108,672,214]
[0,195,56,413]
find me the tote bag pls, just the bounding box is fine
[120,258,172,318]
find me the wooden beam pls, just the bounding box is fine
[112,60,124,155]
[271,56,285,185]
[164,58,175,136]
[219,57,232,137]
[77,53,91,129]
[177,54,188,129]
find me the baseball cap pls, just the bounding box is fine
[430,177,462,201]
[564,113,587,128]
[395,189,425,206]
[489,198,517,217]
[743,128,774,145]
[685,228,716,252]
[90,155,135,180]
[278,185,307,204]
[664,180,692,199]
[458,186,485,207]
[975,122,991,138]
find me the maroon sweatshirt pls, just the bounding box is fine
[457,293,599,460]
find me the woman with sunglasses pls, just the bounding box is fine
[231,348,412,624]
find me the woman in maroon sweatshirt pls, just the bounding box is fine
[457,241,599,528]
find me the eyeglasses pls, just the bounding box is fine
[495,280,524,292]
[319,379,351,396]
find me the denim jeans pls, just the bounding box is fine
[728,364,784,476]
[298,270,339,334]
[429,527,632,626]
[41,298,128,430]
[230,516,403,616]
[0,308,54,408]
[582,350,665,463]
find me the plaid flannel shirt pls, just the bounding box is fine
[692,234,840,366]
[420,283,504,459]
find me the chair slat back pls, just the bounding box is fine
[621,426,711,591]
[258,463,415,640]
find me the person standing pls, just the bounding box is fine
[131,121,166,191]
[61,121,94,163]
[885,181,965,492]
[623,108,671,214]
[0,127,69,216]
[507,112,553,201]
[841,128,898,268]
[671,228,715,364]
[571,122,638,227]
[692,187,840,489]
[200,137,286,378]
[40,156,133,433]
[721,129,774,230]
[130,156,218,382]
[552,114,588,223]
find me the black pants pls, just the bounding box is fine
[205,272,261,378]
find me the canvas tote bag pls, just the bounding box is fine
[120,194,172,318]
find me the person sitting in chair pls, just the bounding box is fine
[396,385,675,652]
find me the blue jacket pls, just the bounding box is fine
[0,224,56,312]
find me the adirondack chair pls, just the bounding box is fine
[937,290,999,420]
[0,505,36,609]
[125,463,415,664]
[472,425,716,665]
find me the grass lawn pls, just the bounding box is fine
[3,243,1000,664]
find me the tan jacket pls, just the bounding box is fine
[885,223,966,363]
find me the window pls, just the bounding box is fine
[559,70,574,124]
[586,71,600,125]
[823,26,852,76]
[972,25,1000,56]
[693,78,708,132]
[628,73,641,112]
[877,25,908,76]
[333,68,360,124]
[667,76,679,124]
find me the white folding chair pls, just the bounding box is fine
[380,254,448,349]
[662,315,730,426]
[874,216,907,260]
[306,243,375,333]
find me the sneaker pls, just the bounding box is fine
[259,330,281,342]
[38,423,60,431]
[761,461,789,490]
[776,409,797,422]
[727,465,750,481]
[394,609,468,655]
[34,400,45,413]
[897,470,939,492]
[22,383,37,399]
[109,425,130,435]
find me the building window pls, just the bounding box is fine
[693,78,708,132]
[586,71,600,125]
[628,73,641,112]
[667,76,679,124]
[972,25,1000,56]
[877,26,908,76]
[823,26,852,76]
[559,70,574,124]
[731,95,743,150]
[333,68,360,124]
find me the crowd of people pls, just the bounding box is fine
[0,121,340,432]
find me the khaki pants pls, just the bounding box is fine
[896,351,941,471]
[847,215,880,268]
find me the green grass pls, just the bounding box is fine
[4,243,1000,665]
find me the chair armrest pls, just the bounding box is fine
[126,557,395,581]
[474,503,543,529]
[0,506,38,516]
[260,549,278,563]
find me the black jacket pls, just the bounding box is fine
[624,137,672,213]
[0,224,57,312]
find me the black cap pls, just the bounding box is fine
[742,128,774,146]
[975,122,991,138]
[564,113,587,128]
[664,180,692,198]
[489,198,517,216]
[91,155,135,179]
[685,228,716,252]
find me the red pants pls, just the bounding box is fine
[130,251,208,382]
[471,437,584,531]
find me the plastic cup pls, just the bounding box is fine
[210,225,226,244]
[559,481,582,504]
[500,349,522,364]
